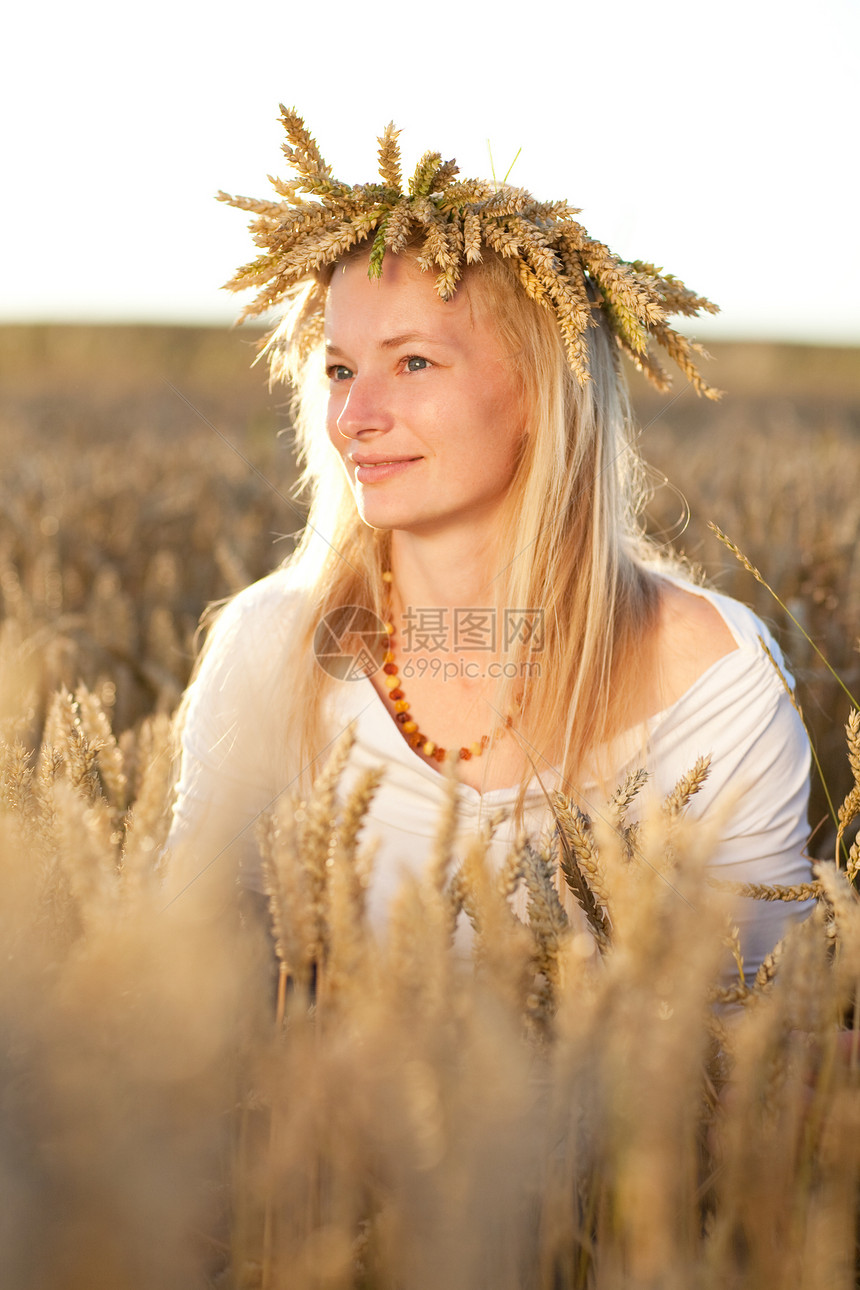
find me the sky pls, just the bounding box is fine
[3,0,858,343]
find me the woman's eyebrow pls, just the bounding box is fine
[325,332,455,357]
[378,331,446,350]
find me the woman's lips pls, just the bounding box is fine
[351,456,421,484]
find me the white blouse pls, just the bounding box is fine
[166,569,814,979]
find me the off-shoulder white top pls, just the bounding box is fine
[166,569,813,979]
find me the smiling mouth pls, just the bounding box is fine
[351,457,421,483]
[350,456,421,466]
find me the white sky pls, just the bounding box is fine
[3,0,858,342]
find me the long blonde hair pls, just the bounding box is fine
[258,243,667,795]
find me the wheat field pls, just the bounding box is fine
[1,324,859,1288]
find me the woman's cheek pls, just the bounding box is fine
[325,402,343,451]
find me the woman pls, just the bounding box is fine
[166,110,812,977]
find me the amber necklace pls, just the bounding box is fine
[380,571,512,763]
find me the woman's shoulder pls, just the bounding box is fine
[186,567,310,697]
[652,576,738,716]
[661,575,776,646]
[636,576,809,821]
[204,567,308,647]
[651,572,797,729]
[648,573,798,737]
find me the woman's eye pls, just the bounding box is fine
[328,364,353,382]
[405,356,429,373]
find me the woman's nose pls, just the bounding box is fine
[335,374,393,440]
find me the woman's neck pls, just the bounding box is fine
[388,529,500,611]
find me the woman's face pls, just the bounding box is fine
[324,252,525,539]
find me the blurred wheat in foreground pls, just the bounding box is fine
[2,651,860,1290]
[1,328,859,1286]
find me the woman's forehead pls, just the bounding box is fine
[324,253,482,342]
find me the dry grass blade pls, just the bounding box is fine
[707,876,823,903]
[814,861,860,1000]
[751,937,785,993]
[122,712,173,888]
[259,811,290,973]
[258,792,315,991]
[297,727,357,968]
[376,121,402,191]
[552,793,612,921]
[75,683,128,813]
[278,104,332,182]
[326,765,384,998]
[553,820,611,954]
[848,834,860,886]
[521,840,570,987]
[662,754,711,818]
[0,738,34,817]
[836,708,860,864]
[607,767,650,824]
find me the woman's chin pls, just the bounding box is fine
[352,495,428,534]
[357,511,423,535]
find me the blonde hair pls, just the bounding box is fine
[256,242,668,800]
